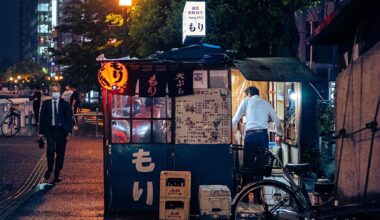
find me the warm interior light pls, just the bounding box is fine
[290,92,297,100]
[119,0,132,6]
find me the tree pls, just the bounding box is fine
[52,0,123,90]
[127,1,184,57]
[54,0,320,89]
[128,0,320,57]
[2,60,47,88]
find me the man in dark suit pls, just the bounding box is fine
[39,83,73,183]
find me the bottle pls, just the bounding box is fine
[236,130,242,145]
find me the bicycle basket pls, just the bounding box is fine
[231,146,274,177]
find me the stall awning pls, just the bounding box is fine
[233,57,322,82]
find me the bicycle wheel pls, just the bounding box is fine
[1,115,20,137]
[232,180,304,220]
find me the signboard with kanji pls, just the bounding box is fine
[175,88,231,144]
[182,1,206,44]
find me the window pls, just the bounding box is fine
[38,14,50,23]
[38,3,49,12]
[38,25,50,33]
[38,46,48,55]
[111,95,173,144]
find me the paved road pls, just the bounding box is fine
[0,136,44,202]
[7,136,104,219]
[0,116,105,220]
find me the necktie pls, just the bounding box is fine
[54,101,58,126]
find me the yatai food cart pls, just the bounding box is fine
[99,44,234,216]
[98,44,321,218]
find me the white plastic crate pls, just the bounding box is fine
[198,185,231,217]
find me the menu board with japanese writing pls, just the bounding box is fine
[175,88,231,144]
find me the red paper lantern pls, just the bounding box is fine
[98,62,128,90]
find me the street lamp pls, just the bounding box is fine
[119,0,132,6]
[119,0,132,56]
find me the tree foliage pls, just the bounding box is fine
[54,0,320,89]
[53,0,122,90]
[128,0,320,57]
[3,60,44,80]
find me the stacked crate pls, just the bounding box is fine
[159,171,191,220]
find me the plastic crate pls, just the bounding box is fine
[198,185,231,217]
[160,171,191,199]
[159,198,190,220]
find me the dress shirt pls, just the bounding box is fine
[52,99,59,126]
[232,95,283,135]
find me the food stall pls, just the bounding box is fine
[98,44,321,217]
[99,44,233,216]
[232,57,322,164]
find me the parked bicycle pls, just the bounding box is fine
[1,98,21,137]
[230,145,334,220]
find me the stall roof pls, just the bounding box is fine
[96,44,226,62]
[154,44,225,61]
[233,57,322,82]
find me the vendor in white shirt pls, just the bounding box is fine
[232,86,283,169]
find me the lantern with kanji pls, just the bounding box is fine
[98,62,128,90]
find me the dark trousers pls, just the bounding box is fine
[243,129,269,183]
[33,102,40,123]
[73,106,78,126]
[242,129,269,203]
[44,126,67,179]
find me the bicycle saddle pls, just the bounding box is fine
[285,163,310,175]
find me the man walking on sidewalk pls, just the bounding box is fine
[39,83,73,183]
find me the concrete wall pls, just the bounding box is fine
[335,41,380,205]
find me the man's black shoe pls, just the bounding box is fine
[44,171,51,180]
[51,177,63,184]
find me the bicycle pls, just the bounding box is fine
[1,98,21,137]
[230,145,335,220]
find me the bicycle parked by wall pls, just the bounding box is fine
[230,145,335,220]
[1,98,21,137]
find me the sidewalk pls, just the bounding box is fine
[7,136,104,219]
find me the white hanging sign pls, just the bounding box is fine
[182,1,206,44]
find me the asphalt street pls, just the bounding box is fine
[0,122,104,219]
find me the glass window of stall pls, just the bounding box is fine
[111,95,173,144]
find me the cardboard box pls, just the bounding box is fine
[160,171,191,199]
[198,185,231,217]
[159,198,190,220]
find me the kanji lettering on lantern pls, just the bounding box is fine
[132,149,155,172]
[110,62,124,83]
[133,181,153,205]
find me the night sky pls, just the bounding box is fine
[0,0,20,61]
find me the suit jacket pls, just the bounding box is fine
[39,98,73,136]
